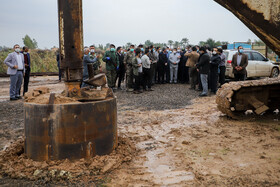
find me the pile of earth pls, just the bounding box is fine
[24,87,79,104]
[0,137,137,186]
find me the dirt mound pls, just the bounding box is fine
[24,87,79,104]
[0,137,137,186]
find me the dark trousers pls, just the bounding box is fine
[23,66,31,95]
[189,67,198,89]
[150,63,157,84]
[234,73,246,81]
[158,65,165,83]
[58,63,61,81]
[143,68,152,89]
[178,65,189,83]
[134,73,143,91]
[164,64,170,83]
[117,68,125,88]
[219,66,226,86]
[209,67,219,93]
[184,66,189,83]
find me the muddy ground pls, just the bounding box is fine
[0,76,280,186]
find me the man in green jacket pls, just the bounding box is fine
[124,44,135,92]
[103,44,119,89]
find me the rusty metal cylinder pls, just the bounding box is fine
[24,98,117,161]
[58,0,84,82]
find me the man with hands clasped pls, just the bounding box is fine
[169,48,181,84]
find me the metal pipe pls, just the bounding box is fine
[58,0,83,83]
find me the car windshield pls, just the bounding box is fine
[224,51,229,60]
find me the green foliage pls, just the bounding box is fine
[22,35,38,49]
[144,40,153,47]
[0,49,58,74]
[168,40,174,48]
[181,38,189,48]
[199,38,228,49]
[254,39,265,46]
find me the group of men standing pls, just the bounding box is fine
[3,43,248,100]
[185,45,248,96]
[81,43,248,96]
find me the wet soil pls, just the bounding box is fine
[0,77,280,186]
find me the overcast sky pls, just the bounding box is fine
[0,0,259,49]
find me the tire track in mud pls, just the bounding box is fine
[108,97,219,186]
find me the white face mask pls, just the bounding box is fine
[15,48,20,53]
[213,51,217,55]
[23,52,27,54]
[173,51,177,54]
[90,49,95,53]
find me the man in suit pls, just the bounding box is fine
[158,48,168,84]
[185,46,200,90]
[4,44,25,101]
[22,46,31,95]
[116,46,125,90]
[232,46,248,81]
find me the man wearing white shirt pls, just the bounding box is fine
[169,48,181,84]
[4,44,25,101]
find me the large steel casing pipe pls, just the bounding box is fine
[24,98,118,161]
[58,0,83,82]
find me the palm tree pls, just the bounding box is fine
[126,42,132,49]
[174,41,180,48]
[168,40,174,48]
[181,38,189,48]
[144,40,153,47]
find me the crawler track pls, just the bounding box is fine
[216,78,280,118]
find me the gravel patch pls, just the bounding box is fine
[115,83,198,111]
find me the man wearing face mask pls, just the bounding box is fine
[232,46,248,81]
[4,44,25,101]
[148,45,157,85]
[21,46,31,96]
[116,46,125,90]
[169,48,181,84]
[209,47,221,94]
[124,45,135,92]
[89,45,101,73]
[103,44,119,89]
[81,47,99,88]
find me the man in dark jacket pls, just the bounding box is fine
[196,47,210,97]
[209,47,221,94]
[158,48,168,84]
[21,46,31,95]
[232,46,248,81]
[116,47,125,89]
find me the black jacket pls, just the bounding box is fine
[197,53,210,74]
[210,54,221,70]
[159,52,168,65]
[117,52,125,70]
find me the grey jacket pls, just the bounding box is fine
[141,55,151,69]
[4,52,25,75]
[169,52,180,66]
[83,54,98,80]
